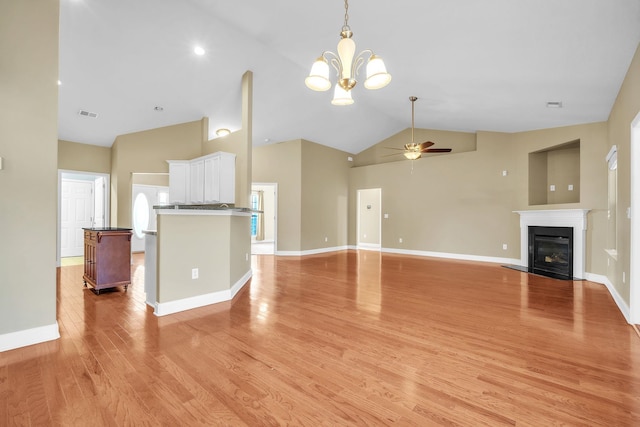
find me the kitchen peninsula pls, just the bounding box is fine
[145,204,252,316]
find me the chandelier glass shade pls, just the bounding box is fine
[305,0,391,104]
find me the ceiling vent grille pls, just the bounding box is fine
[78,109,98,118]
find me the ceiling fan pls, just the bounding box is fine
[387,96,452,160]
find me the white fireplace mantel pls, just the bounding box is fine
[514,209,590,279]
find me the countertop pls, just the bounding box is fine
[153,203,258,213]
[83,227,132,232]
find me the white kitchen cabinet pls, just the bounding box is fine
[167,160,189,203]
[204,152,235,204]
[167,152,235,204]
[190,158,205,203]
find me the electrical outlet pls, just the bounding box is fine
[384,213,389,219]
[324,236,328,242]
[502,170,508,177]
[399,237,403,243]
[502,244,508,250]
[191,268,199,279]
[363,233,367,238]
[568,184,574,191]
[245,253,249,261]
[550,184,556,192]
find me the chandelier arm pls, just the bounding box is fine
[352,49,373,79]
[322,52,343,78]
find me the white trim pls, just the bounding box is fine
[514,209,590,279]
[357,242,381,251]
[587,272,631,323]
[0,322,60,352]
[631,112,640,324]
[276,245,350,257]
[382,247,520,265]
[154,269,252,316]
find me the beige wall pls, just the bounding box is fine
[513,122,609,275]
[350,130,520,258]
[58,139,112,173]
[252,140,302,251]
[0,0,59,335]
[252,139,352,253]
[301,140,351,250]
[202,71,253,207]
[111,120,205,226]
[349,122,608,270]
[157,213,250,302]
[607,43,640,303]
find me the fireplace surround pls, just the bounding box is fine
[515,209,589,279]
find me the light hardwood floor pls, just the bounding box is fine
[1,251,639,426]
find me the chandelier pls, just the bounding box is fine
[304,0,391,105]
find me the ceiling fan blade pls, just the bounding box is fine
[421,148,452,153]
[385,147,407,151]
[418,141,435,149]
[382,152,404,157]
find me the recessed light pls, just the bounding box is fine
[194,46,205,56]
[547,101,563,108]
[216,128,230,137]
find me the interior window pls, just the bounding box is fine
[133,192,150,239]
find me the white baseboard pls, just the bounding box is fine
[357,243,381,251]
[586,272,631,323]
[382,247,521,266]
[276,245,350,257]
[154,270,252,317]
[0,322,60,352]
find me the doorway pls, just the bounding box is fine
[630,112,640,324]
[57,170,110,266]
[251,183,277,255]
[357,188,382,250]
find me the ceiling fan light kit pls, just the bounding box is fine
[305,0,391,105]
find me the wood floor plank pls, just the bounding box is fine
[1,251,640,425]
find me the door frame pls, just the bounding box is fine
[251,182,278,254]
[57,170,110,267]
[630,112,640,324]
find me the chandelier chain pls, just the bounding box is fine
[342,0,350,32]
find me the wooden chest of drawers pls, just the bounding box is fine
[83,228,132,294]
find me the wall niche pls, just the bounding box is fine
[528,140,580,205]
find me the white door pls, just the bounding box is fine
[61,179,94,257]
[131,185,169,253]
[357,188,382,250]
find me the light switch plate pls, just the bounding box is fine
[550,184,556,191]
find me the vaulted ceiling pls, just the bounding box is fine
[58,0,640,154]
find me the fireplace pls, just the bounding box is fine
[528,226,573,279]
[514,209,589,280]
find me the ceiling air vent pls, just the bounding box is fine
[78,109,98,118]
